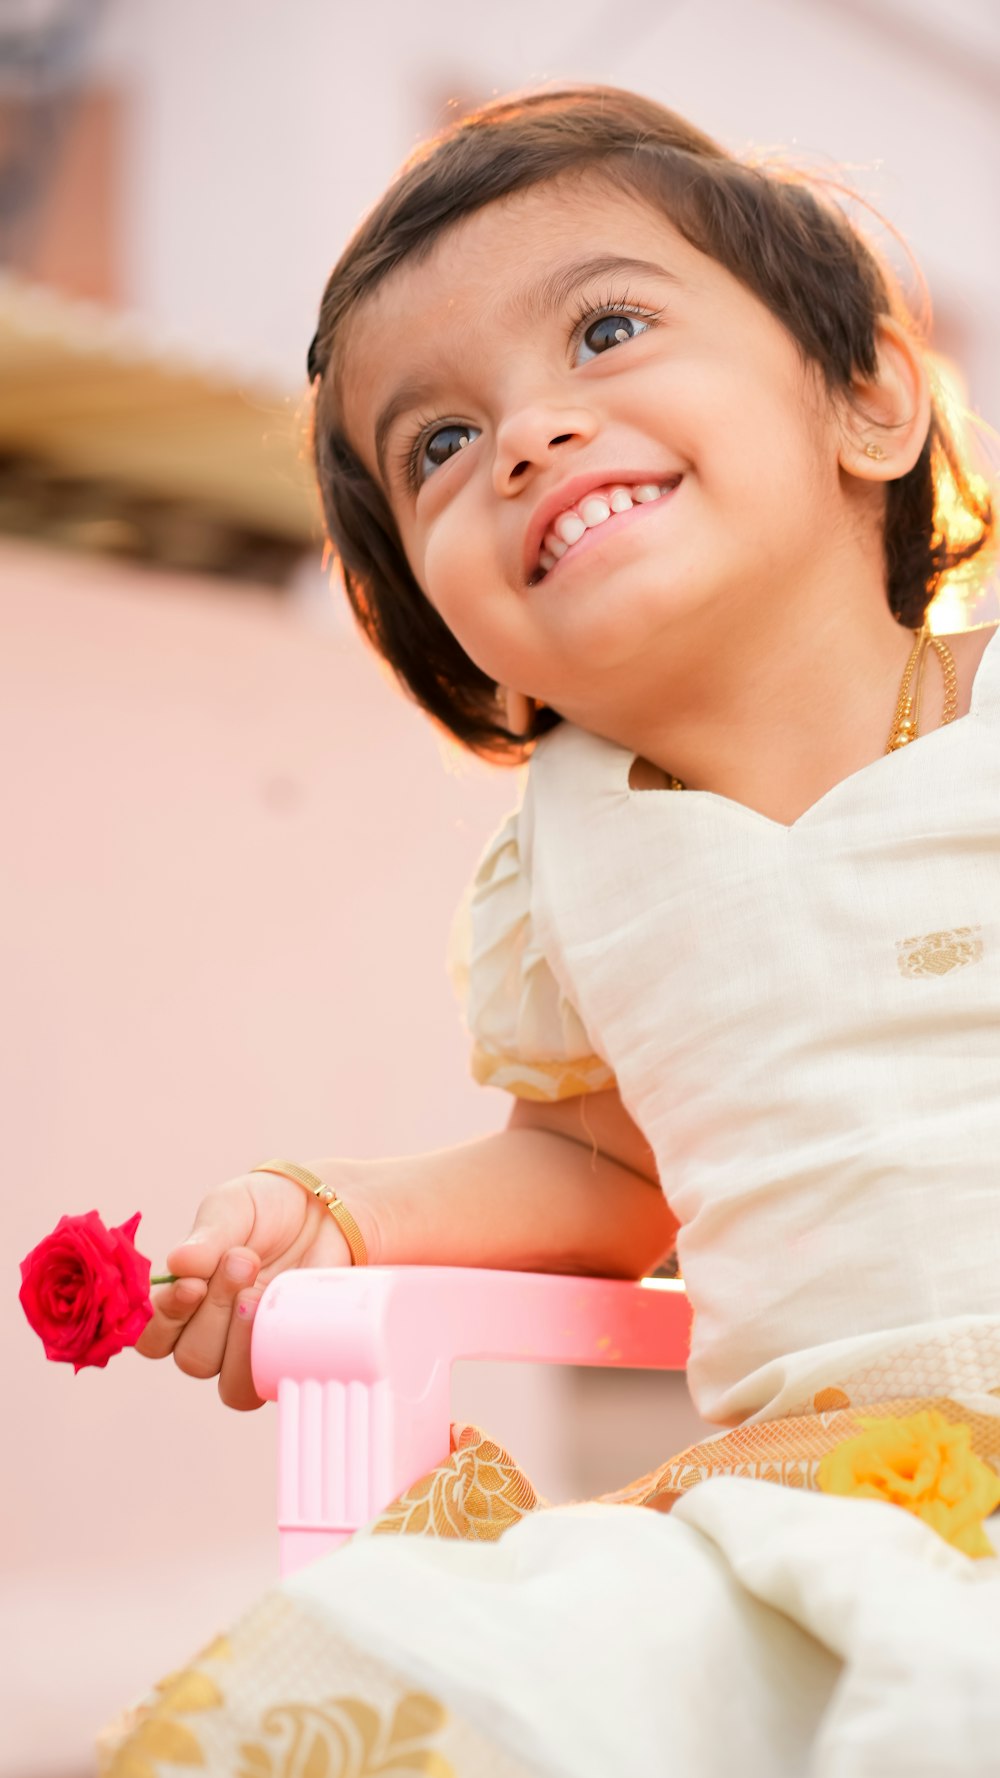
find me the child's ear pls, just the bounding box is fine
[837,314,932,482]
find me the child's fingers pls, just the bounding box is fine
[217,1286,266,1411]
[165,1186,255,1281]
[170,1247,261,1381]
[135,1276,209,1359]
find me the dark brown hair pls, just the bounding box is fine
[309,84,994,764]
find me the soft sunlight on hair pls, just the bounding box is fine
[925,352,1000,633]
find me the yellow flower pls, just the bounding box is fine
[817,1410,1000,1558]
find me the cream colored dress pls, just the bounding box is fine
[107,630,1000,1778]
[265,621,1000,1775]
[447,621,1000,1431]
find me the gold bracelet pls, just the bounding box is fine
[251,1159,368,1266]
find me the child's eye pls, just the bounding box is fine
[405,422,480,489]
[572,305,653,364]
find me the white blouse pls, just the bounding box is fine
[448,624,1000,1422]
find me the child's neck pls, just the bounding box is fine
[610,585,976,829]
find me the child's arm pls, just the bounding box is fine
[346,1092,676,1280]
[136,1093,677,1410]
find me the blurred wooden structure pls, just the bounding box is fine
[0,275,317,581]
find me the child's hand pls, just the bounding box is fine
[135,1164,366,1411]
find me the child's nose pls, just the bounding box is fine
[491,403,597,493]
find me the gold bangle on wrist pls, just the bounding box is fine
[251,1159,368,1266]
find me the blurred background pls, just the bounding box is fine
[3,1,999,1771]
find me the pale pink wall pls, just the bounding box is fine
[1,539,708,1776]
[0,537,521,1772]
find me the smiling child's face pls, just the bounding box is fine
[339,172,869,735]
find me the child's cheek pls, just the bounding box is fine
[421,522,472,613]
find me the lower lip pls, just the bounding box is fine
[531,481,683,587]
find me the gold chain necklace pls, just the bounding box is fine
[661,623,958,792]
[885,622,958,753]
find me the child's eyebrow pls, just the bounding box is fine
[373,252,681,488]
[508,251,682,325]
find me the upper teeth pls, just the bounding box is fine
[538,480,678,575]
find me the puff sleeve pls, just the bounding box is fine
[445,805,616,1102]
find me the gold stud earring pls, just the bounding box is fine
[864,443,887,461]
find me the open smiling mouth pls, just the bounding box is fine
[528,476,683,588]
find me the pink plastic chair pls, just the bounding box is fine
[251,1266,691,1576]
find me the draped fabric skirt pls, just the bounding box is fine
[98,1328,1000,1778]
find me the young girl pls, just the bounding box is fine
[117,84,1000,1776]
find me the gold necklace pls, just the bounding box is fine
[885,622,958,753]
[661,622,958,792]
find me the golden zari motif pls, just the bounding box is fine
[364,1424,541,1541]
[98,1598,531,1778]
[896,926,984,978]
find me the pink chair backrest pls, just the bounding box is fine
[252,1266,691,1576]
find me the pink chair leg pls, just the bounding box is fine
[251,1267,691,1576]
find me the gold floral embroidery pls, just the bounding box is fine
[896,926,984,978]
[237,1691,454,1777]
[367,1424,540,1540]
[99,1596,532,1778]
[99,1635,231,1776]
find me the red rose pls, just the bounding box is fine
[19,1210,155,1371]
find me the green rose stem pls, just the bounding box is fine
[151,1274,178,1284]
